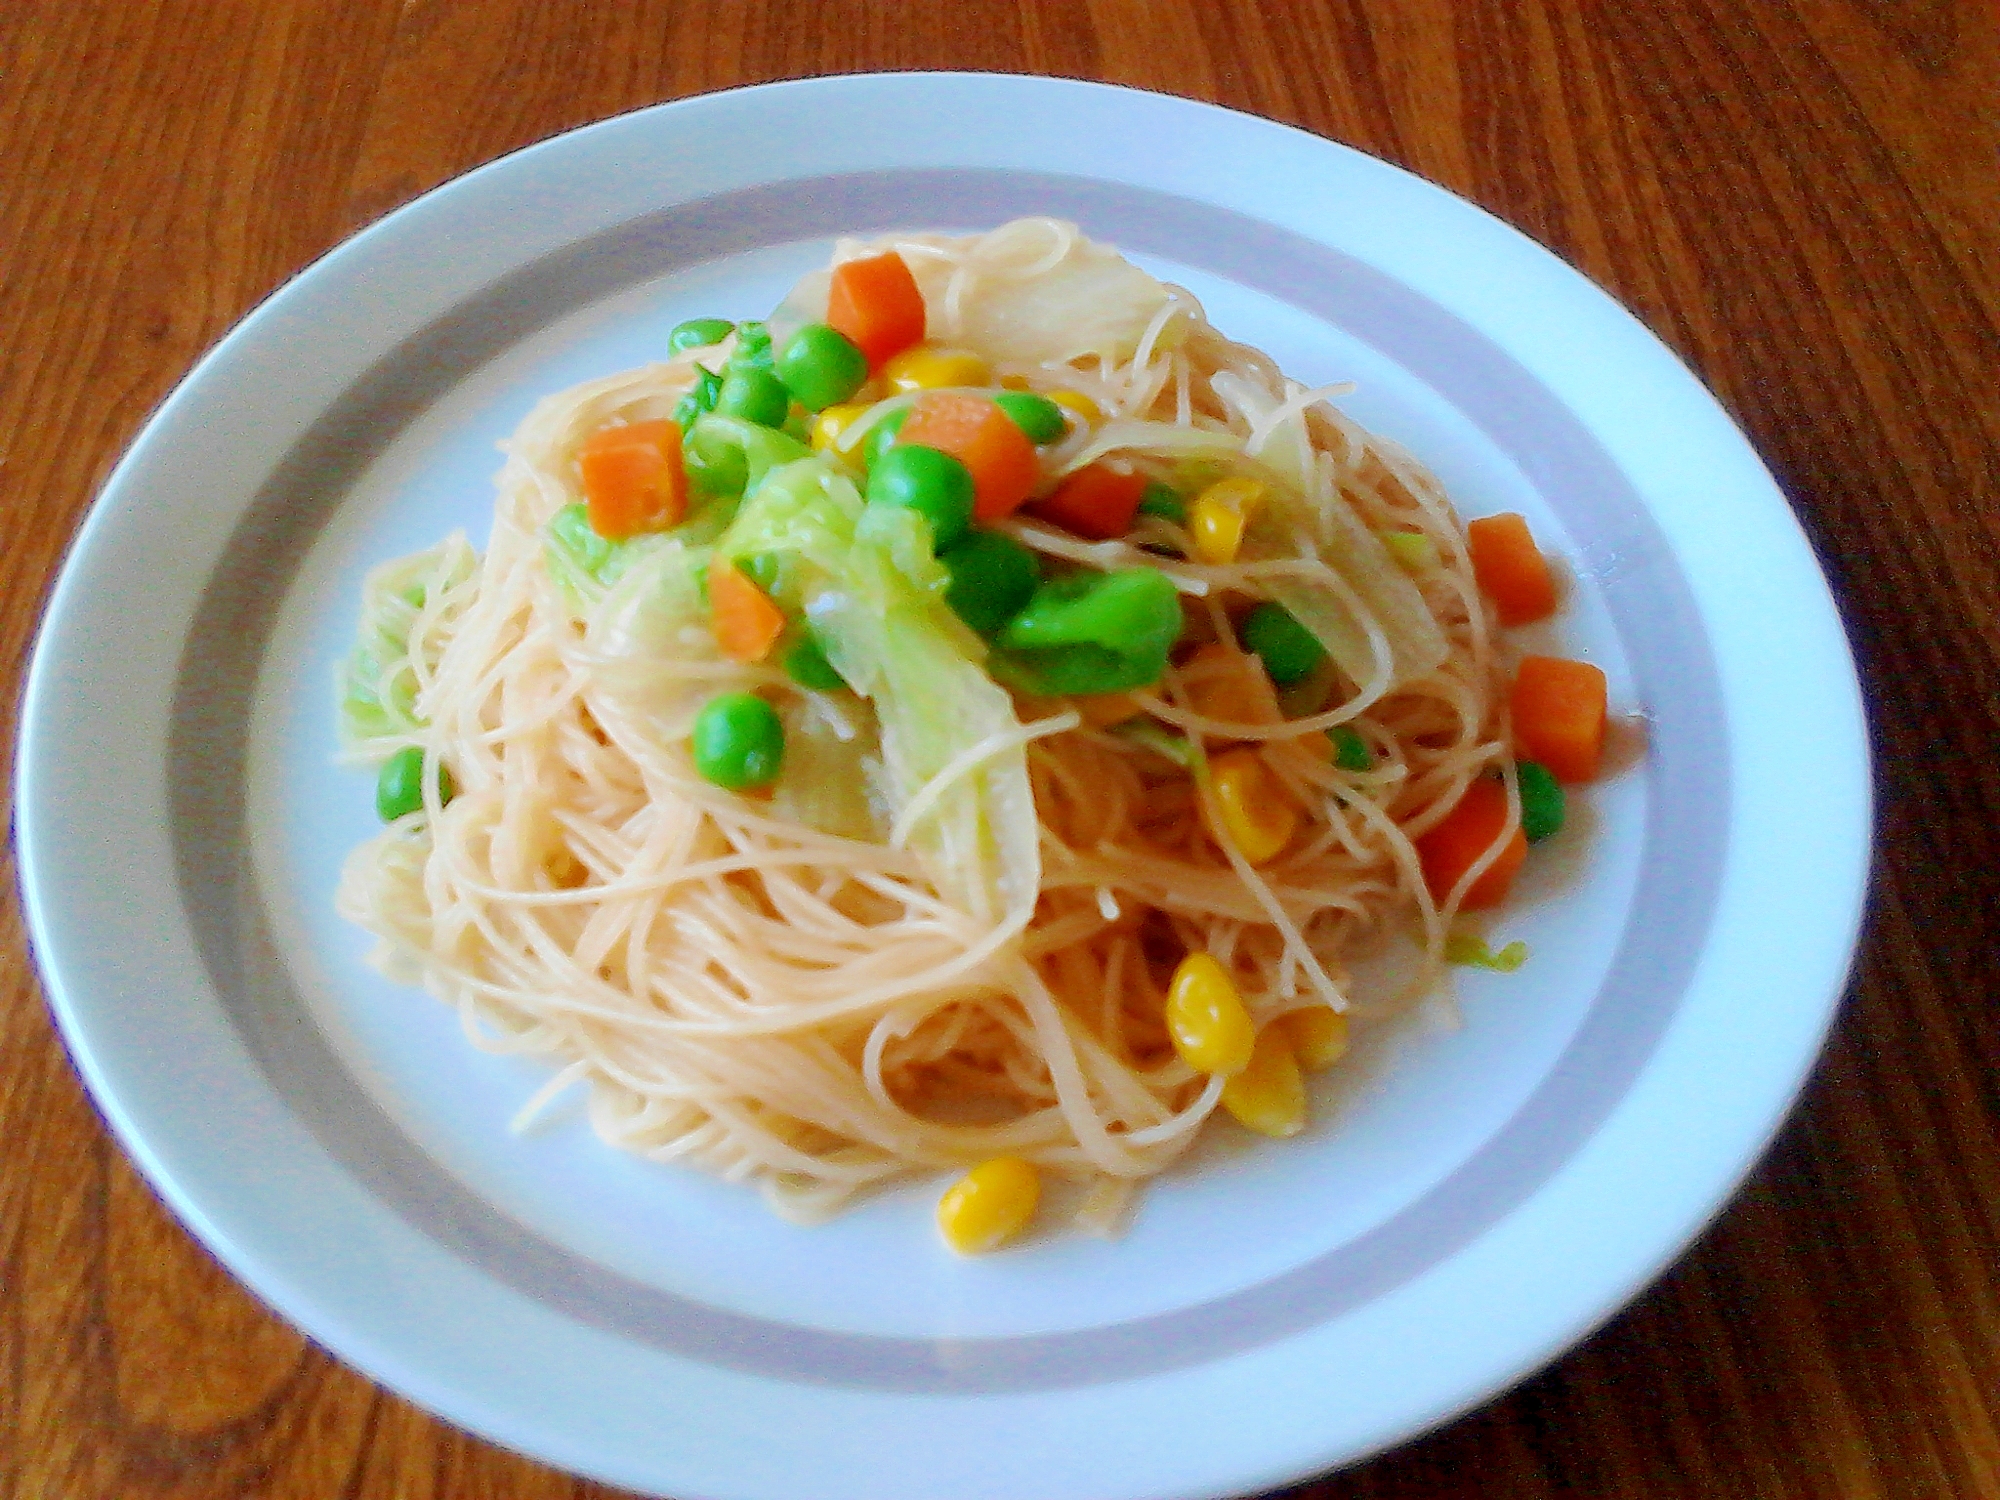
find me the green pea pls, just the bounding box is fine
[1330,725,1373,773]
[1516,760,1565,842]
[861,407,911,470]
[669,318,735,355]
[865,444,976,551]
[941,530,1043,636]
[1241,602,1326,687]
[376,745,455,822]
[691,693,785,790]
[715,366,791,428]
[784,634,847,691]
[1138,481,1187,523]
[992,391,1066,445]
[777,324,869,411]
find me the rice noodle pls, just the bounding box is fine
[335,219,1513,1226]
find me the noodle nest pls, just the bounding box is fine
[337,219,1514,1231]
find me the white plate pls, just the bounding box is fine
[16,74,1869,1500]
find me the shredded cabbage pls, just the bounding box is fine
[782,227,1180,369]
[936,237,1178,366]
[1213,370,1448,690]
[718,458,1039,925]
[770,693,884,842]
[1444,933,1529,972]
[584,539,720,745]
[338,535,477,747]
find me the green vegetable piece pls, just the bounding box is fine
[727,320,774,372]
[684,414,811,501]
[1331,724,1374,773]
[707,456,1036,919]
[1444,932,1530,972]
[784,634,848,691]
[376,745,455,822]
[862,407,911,470]
[992,390,1066,445]
[716,366,791,428]
[669,318,735,355]
[865,444,977,551]
[691,692,785,790]
[342,652,420,745]
[1516,759,1566,843]
[741,551,783,594]
[1138,481,1187,523]
[777,324,869,411]
[940,530,1043,636]
[672,365,724,430]
[995,567,1184,696]
[684,427,748,498]
[1242,601,1327,687]
[339,538,475,744]
[548,502,618,580]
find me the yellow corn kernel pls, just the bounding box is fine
[1073,690,1141,728]
[1207,748,1297,865]
[1165,952,1256,1075]
[1048,388,1103,426]
[1222,1024,1307,1138]
[1188,477,1266,565]
[810,401,873,454]
[883,346,992,394]
[936,1157,1040,1254]
[1281,1005,1350,1071]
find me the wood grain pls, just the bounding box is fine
[4,1,1996,1496]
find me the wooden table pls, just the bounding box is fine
[5,3,1995,1496]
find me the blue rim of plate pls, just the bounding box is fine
[16,73,1870,1500]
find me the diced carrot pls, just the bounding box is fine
[1511,655,1608,782]
[579,419,687,539]
[1031,463,1147,541]
[898,393,1042,522]
[826,252,926,369]
[708,556,786,663]
[1415,776,1527,910]
[1467,513,1557,626]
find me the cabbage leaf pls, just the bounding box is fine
[339,535,477,748]
[717,458,1038,925]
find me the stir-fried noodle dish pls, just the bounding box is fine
[338,219,1611,1252]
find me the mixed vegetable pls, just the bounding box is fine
[344,237,1619,1253]
[353,241,1611,925]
